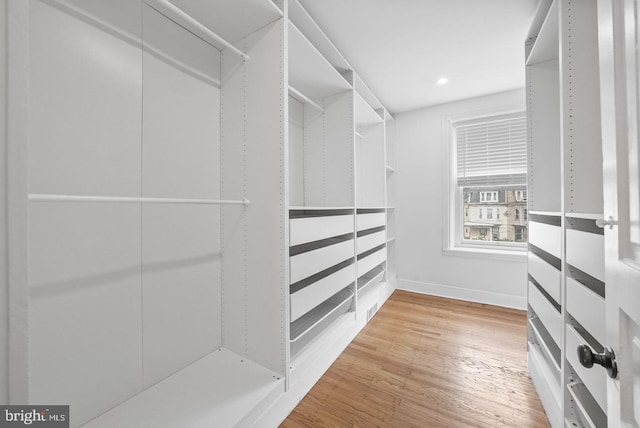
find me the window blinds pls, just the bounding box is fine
[456,113,527,187]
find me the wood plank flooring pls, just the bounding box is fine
[281,290,550,428]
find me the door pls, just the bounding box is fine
[598,0,640,425]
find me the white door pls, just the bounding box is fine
[598,0,640,425]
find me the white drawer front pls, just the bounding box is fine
[566,229,604,282]
[290,239,354,284]
[566,277,606,346]
[357,231,386,255]
[566,324,607,411]
[290,215,354,246]
[357,248,386,277]
[357,213,385,231]
[529,221,562,259]
[290,264,355,322]
[528,282,562,347]
[528,252,561,304]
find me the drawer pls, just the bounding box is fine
[357,248,386,277]
[357,231,386,255]
[290,239,354,284]
[566,229,604,282]
[529,282,562,347]
[290,263,355,322]
[566,277,606,346]
[529,221,562,259]
[528,252,561,304]
[290,214,354,246]
[357,213,385,231]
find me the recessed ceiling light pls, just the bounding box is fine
[437,77,449,85]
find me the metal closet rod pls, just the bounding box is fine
[28,194,250,206]
[146,0,250,60]
[288,86,323,112]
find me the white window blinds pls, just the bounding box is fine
[455,112,527,187]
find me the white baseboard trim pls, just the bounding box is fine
[398,279,526,310]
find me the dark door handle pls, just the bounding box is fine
[577,344,618,379]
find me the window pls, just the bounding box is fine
[480,191,498,202]
[453,112,527,250]
[515,190,527,202]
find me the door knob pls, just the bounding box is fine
[577,344,618,379]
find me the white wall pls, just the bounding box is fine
[0,0,8,404]
[395,89,528,309]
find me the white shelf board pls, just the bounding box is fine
[564,212,603,220]
[288,22,352,101]
[526,0,558,65]
[529,210,562,217]
[289,205,354,210]
[354,72,383,112]
[288,0,351,74]
[166,0,282,47]
[356,206,387,210]
[84,348,284,428]
[354,91,384,127]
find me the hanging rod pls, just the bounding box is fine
[288,86,323,112]
[355,131,364,139]
[146,0,250,60]
[28,194,250,206]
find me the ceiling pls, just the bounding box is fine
[299,0,539,114]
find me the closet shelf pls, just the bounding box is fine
[526,0,558,65]
[355,91,384,127]
[566,381,601,428]
[288,0,351,74]
[289,22,352,101]
[528,317,561,373]
[148,0,282,56]
[84,349,284,428]
[564,212,604,220]
[289,205,354,210]
[290,287,353,343]
[147,0,249,59]
[288,86,323,111]
[28,194,250,206]
[357,265,385,292]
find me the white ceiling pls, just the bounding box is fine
[299,0,539,114]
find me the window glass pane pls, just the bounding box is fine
[462,186,528,243]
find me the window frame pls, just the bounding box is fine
[444,109,527,259]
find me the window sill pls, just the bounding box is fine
[443,245,527,262]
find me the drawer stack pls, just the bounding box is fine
[564,216,606,428]
[527,213,563,421]
[289,209,356,358]
[356,209,387,296]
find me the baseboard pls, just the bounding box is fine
[398,278,526,310]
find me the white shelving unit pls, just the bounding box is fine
[525,1,606,427]
[8,0,397,426]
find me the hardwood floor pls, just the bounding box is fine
[281,290,550,428]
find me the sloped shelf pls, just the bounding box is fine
[355,91,384,127]
[152,0,283,53]
[290,287,353,343]
[288,0,351,74]
[526,0,558,65]
[289,22,352,101]
[357,264,385,292]
[84,349,284,428]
